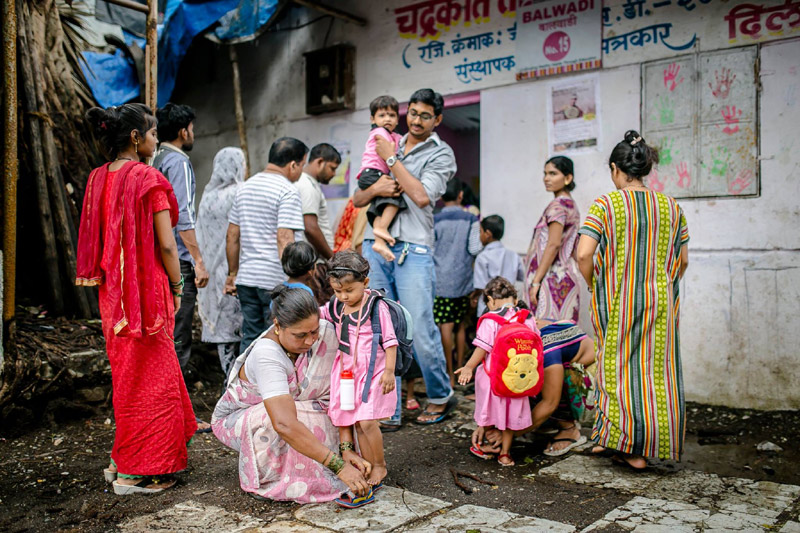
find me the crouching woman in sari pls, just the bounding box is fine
[212,285,372,502]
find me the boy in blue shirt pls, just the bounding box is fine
[473,215,524,316]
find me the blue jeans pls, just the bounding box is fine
[363,240,453,423]
[237,284,273,353]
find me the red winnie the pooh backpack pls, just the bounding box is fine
[478,309,544,398]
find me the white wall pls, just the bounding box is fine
[481,39,800,410]
[177,1,800,409]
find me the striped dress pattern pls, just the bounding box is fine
[579,190,689,460]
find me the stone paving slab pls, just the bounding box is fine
[118,500,265,532]
[293,486,450,532]
[781,521,800,532]
[538,454,661,491]
[540,455,800,524]
[399,504,576,533]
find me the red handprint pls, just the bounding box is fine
[676,162,691,189]
[720,105,742,135]
[646,168,666,192]
[709,68,736,99]
[728,168,754,194]
[663,63,685,92]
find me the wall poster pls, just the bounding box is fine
[321,141,352,199]
[546,74,601,155]
[516,0,602,80]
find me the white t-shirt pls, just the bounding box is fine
[228,172,305,290]
[295,172,334,249]
[243,336,296,400]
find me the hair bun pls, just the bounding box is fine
[624,130,643,145]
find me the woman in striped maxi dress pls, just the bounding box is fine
[576,130,689,469]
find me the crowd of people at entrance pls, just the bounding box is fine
[76,87,689,504]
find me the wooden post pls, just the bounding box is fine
[17,2,63,314]
[27,4,91,318]
[228,45,250,178]
[2,0,18,324]
[145,0,157,111]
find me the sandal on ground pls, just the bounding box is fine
[195,417,212,434]
[612,454,648,471]
[405,398,420,410]
[112,476,176,495]
[498,454,515,467]
[544,435,587,457]
[414,396,458,425]
[379,421,401,433]
[469,445,495,460]
[371,482,384,492]
[103,468,117,483]
[586,445,615,457]
[247,491,269,501]
[334,488,375,509]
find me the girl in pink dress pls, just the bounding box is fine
[455,277,539,467]
[322,251,398,493]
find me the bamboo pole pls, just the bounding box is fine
[228,45,250,178]
[145,0,157,111]
[17,2,63,314]
[2,0,18,324]
[27,4,91,318]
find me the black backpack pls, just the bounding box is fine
[327,289,414,403]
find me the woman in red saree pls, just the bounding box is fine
[77,104,197,494]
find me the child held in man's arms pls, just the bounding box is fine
[357,95,404,262]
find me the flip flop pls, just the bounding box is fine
[379,422,401,433]
[498,453,515,467]
[334,487,375,509]
[544,435,588,457]
[371,482,384,492]
[405,398,420,410]
[112,476,175,495]
[469,445,495,460]
[103,468,117,483]
[195,417,212,434]
[414,396,458,425]
[612,454,648,471]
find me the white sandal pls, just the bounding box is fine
[103,468,117,483]
[112,476,175,495]
[544,435,587,457]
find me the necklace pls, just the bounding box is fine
[622,183,647,191]
[114,157,134,162]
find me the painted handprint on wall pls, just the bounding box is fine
[663,63,685,92]
[658,137,675,165]
[675,162,691,189]
[709,67,736,99]
[709,146,731,178]
[719,106,742,135]
[646,168,666,192]
[728,169,754,195]
[655,95,675,125]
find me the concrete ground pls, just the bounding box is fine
[2,386,799,533]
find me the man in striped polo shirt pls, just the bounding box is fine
[224,137,308,352]
[153,104,209,381]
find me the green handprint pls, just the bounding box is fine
[655,95,674,125]
[709,146,730,177]
[659,137,675,165]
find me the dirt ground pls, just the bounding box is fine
[1,329,799,532]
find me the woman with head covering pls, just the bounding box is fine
[196,147,246,379]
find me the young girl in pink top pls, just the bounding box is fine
[357,95,404,262]
[455,277,539,467]
[322,251,398,503]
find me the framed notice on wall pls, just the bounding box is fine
[546,74,601,156]
[515,0,602,80]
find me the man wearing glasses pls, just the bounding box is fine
[353,88,458,428]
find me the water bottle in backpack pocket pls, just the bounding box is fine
[327,289,415,403]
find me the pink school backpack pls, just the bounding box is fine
[478,309,544,398]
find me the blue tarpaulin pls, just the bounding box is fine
[81,0,278,108]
